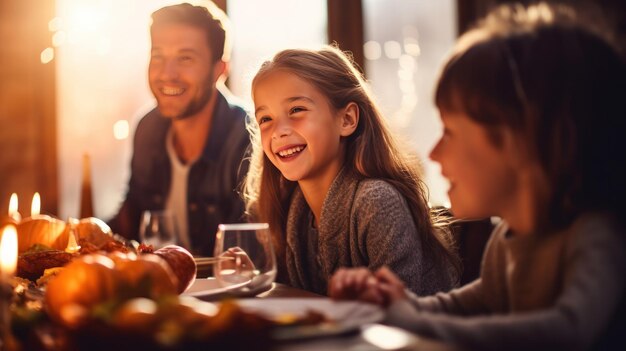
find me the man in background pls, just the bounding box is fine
[109,1,249,256]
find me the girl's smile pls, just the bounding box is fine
[274,144,307,161]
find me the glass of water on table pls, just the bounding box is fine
[213,223,276,293]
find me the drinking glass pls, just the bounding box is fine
[139,210,178,249]
[213,223,276,293]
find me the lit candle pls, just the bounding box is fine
[0,225,18,341]
[31,192,41,217]
[0,225,18,278]
[65,218,81,254]
[65,230,81,254]
[8,194,20,223]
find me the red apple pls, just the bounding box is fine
[152,245,197,293]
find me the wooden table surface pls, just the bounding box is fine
[257,283,323,298]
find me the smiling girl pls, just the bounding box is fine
[329,3,626,350]
[244,46,460,295]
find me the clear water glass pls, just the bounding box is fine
[213,223,276,293]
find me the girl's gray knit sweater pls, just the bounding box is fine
[283,168,458,295]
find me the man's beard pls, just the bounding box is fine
[160,71,214,121]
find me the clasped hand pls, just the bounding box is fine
[328,266,407,306]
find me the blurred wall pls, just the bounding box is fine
[55,0,189,220]
[0,0,58,217]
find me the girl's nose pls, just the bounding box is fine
[272,119,292,139]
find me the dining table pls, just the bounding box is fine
[219,282,457,351]
[4,222,456,351]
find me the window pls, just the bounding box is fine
[363,0,456,206]
[227,0,327,104]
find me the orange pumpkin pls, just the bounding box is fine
[115,254,179,299]
[45,254,119,327]
[17,215,67,254]
[45,252,180,328]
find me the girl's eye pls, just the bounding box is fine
[258,116,272,125]
[290,106,306,114]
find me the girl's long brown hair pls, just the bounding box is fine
[244,46,460,280]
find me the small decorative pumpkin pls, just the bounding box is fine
[71,217,114,246]
[115,253,179,299]
[16,215,67,254]
[45,254,119,327]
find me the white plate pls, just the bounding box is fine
[181,278,234,298]
[181,277,272,300]
[235,298,385,340]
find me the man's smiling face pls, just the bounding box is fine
[148,23,215,120]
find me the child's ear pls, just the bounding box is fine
[502,128,531,168]
[339,102,359,137]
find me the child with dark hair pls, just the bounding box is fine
[329,3,626,350]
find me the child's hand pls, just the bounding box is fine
[328,267,386,305]
[219,246,256,279]
[374,266,407,303]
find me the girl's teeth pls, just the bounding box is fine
[278,146,304,157]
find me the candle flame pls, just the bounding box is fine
[0,225,18,276]
[8,193,18,215]
[31,192,41,216]
[8,193,21,222]
[66,230,81,254]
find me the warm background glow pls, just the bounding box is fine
[56,0,182,219]
[113,120,130,140]
[227,0,327,105]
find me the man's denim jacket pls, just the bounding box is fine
[108,91,250,256]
